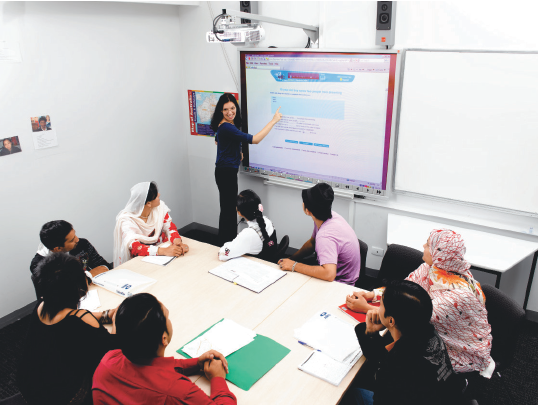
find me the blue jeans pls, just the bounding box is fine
[354,388,374,405]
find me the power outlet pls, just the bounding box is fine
[372,247,385,257]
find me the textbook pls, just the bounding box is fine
[338,302,380,323]
[209,257,286,294]
[92,268,156,297]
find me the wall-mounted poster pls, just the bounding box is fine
[188,90,239,137]
[30,115,58,150]
[0,136,22,157]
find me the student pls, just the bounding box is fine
[30,220,112,297]
[36,115,51,131]
[347,229,494,376]
[353,280,461,405]
[278,183,361,285]
[113,181,189,266]
[218,189,277,262]
[0,138,22,156]
[211,93,282,246]
[18,253,117,405]
[92,293,237,405]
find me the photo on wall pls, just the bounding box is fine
[0,136,22,157]
[30,114,58,150]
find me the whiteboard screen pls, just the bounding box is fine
[240,50,398,191]
[395,50,538,213]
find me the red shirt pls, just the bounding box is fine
[92,350,237,405]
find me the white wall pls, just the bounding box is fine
[0,1,193,319]
[179,1,538,311]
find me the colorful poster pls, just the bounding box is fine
[188,90,239,137]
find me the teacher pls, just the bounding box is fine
[210,93,282,245]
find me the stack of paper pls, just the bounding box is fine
[78,290,101,311]
[182,319,256,358]
[92,268,156,298]
[294,310,361,362]
[209,257,286,293]
[142,256,175,266]
[298,348,362,386]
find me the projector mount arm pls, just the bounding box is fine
[220,9,319,44]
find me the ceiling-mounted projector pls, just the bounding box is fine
[206,9,319,46]
[207,12,265,44]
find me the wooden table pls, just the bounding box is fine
[93,237,363,404]
[387,213,538,308]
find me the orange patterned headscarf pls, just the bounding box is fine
[427,229,485,305]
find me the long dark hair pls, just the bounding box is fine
[237,189,269,241]
[145,181,158,204]
[210,93,242,132]
[34,252,88,320]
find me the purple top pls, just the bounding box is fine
[312,211,361,285]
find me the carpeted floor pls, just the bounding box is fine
[2,229,537,404]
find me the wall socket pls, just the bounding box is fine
[372,247,385,257]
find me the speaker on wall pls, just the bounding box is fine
[240,1,259,24]
[375,1,396,48]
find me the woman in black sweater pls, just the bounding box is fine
[17,253,117,404]
[354,280,464,405]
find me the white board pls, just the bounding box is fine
[395,50,538,214]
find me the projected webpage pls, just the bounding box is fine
[242,52,395,190]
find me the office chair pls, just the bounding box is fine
[273,235,289,264]
[377,243,424,283]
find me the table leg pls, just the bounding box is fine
[495,273,501,289]
[523,250,538,310]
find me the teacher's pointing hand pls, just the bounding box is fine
[272,107,283,124]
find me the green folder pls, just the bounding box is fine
[177,319,290,391]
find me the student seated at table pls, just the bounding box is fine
[113,181,189,266]
[353,279,462,405]
[278,183,360,285]
[346,229,494,377]
[218,189,277,262]
[18,253,117,405]
[92,293,237,405]
[30,220,112,297]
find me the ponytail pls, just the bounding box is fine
[254,211,270,242]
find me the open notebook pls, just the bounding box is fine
[209,257,286,293]
[92,269,156,297]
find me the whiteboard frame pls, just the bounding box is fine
[237,47,403,201]
[392,48,538,218]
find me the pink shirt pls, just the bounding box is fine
[312,211,361,285]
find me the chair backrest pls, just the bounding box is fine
[358,239,368,275]
[377,244,424,283]
[273,235,289,263]
[481,284,525,371]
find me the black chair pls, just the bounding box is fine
[272,235,289,264]
[481,284,526,374]
[355,239,373,289]
[377,243,424,284]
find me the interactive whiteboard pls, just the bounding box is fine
[240,50,399,193]
[395,50,538,214]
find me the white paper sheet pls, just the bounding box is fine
[182,319,256,358]
[294,310,361,363]
[142,256,175,266]
[32,129,58,150]
[78,290,100,311]
[92,268,156,297]
[0,41,22,63]
[209,257,286,293]
[298,348,362,386]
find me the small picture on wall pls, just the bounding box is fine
[30,115,52,132]
[0,136,22,157]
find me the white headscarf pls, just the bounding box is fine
[113,182,170,267]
